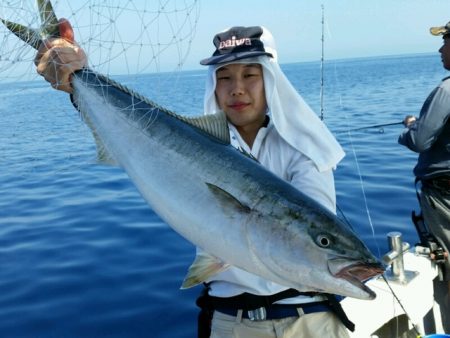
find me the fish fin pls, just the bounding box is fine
[87,120,119,166]
[181,251,230,289]
[238,147,259,163]
[94,137,119,166]
[206,182,251,213]
[180,111,230,144]
[77,108,119,166]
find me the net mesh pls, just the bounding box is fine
[0,0,201,82]
[0,0,202,176]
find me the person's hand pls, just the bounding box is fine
[403,115,416,128]
[34,19,87,94]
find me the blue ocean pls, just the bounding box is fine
[0,53,444,337]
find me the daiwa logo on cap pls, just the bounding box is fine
[200,26,275,65]
[219,36,252,50]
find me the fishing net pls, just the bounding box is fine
[0,0,200,81]
[0,0,201,175]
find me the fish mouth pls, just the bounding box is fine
[328,259,385,299]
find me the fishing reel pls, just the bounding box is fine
[412,211,448,280]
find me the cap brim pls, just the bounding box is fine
[430,25,449,36]
[200,51,272,66]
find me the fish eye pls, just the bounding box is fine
[316,234,331,248]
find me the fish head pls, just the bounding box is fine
[248,206,384,300]
[305,220,385,299]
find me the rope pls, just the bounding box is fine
[381,274,422,337]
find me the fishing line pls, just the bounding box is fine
[344,127,381,258]
[335,121,403,134]
[381,274,422,337]
[319,4,324,121]
[325,29,423,333]
[333,86,423,338]
[320,7,379,251]
[328,56,382,258]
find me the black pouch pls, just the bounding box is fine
[196,286,213,338]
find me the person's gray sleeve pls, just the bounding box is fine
[399,85,450,152]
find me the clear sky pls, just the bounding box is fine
[1,0,450,77]
[187,0,450,70]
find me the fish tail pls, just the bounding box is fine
[0,0,60,50]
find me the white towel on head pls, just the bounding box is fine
[203,55,344,172]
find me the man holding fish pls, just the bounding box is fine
[32,17,383,338]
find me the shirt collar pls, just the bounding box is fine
[228,115,272,157]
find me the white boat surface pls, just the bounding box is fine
[342,232,449,337]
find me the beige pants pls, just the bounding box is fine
[210,310,350,338]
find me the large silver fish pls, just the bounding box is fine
[2,0,384,300]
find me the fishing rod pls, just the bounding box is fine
[336,121,403,134]
[316,5,405,133]
[320,4,325,121]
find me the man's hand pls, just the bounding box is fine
[403,115,417,128]
[34,19,87,94]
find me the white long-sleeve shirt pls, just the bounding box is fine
[205,118,337,304]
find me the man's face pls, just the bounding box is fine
[214,63,267,131]
[439,36,450,70]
